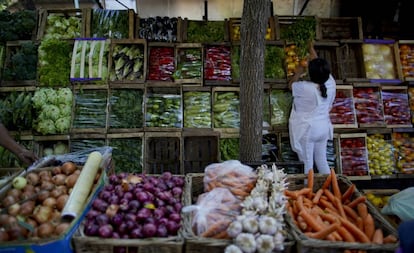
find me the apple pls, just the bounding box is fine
[12,176,27,190]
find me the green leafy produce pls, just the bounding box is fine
[183,91,211,128]
[91,9,129,39]
[264,45,286,79]
[43,13,82,40]
[270,89,292,126]
[173,48,202,80]
[280,17,316,58]
[186,20,226,43]
[231,46,240,80]
[0,10,36,42]
[70,139,106,152]
[0,141,32,167]
[0,91,33,131]
[73,90,107,129]
[145,93,182,128]
[71,39,109,83]
[213,91,239,128]
[219,138,239,161]
[109,44,145,81]
[109,138,143,173]
[32,87,73,135]
[2,41,37,81]
[38,38,72,86]
[109,89,143,128]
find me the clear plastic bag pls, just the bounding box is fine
[381,187,414,222]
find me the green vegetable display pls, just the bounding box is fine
[219,138,239,161]
[0,91,33,131]
[0,141,32,168]
[32,87,73,135]
[109,44,145,81]
[183,91,211,128]
[270,89,292,126]
[71,39,109,83]
[109,138,143,173]
[0,10,36,42]
[2,41,37,81]
[73,90,107,129]
[91,9,129,39]
[213,91,239,128]
[38,38,72,86]
[280,17,316,58]
[186,20,226,43]
[70,139,106,152]
[43,13,82,40]
[231,46,240,80]
[109,89,143,129]
[173,48,202,80]
[145,93,182,128]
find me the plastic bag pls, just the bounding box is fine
[182,187,241,236]
[381,187,414,222]
[203,160,257,198]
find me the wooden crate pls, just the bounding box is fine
[1,41,38,86]
[228,16,276,41]
[69,133,107,153]
[33,139,70,157]
[174,43,203,84]
[136,16,183,42]
[84,8,135,39]
[204,43,233,86]
[330,85,358,128]
[144,86,182,131]
[147,42,176,83]
[314,41,342,81]
[362,39,402,83]
[316,17,363,41]
[108,39,147,84]
[183,87,212,128]
[274,15,316,41]
[182,129,219,174]
[339,133,370,179]
[353,85,386,128]
[107,86,144,132]
[36,8,86,40]
[286,174,399,253]
[337,41,367,82]
[212,87,239,129]
[381,86,412,128]
[391,131,414,174]
[181,18,229,43]
[106,132,144,174]
[367,132,397,177]
[144,131,182,175]
[0,87,35,132]
[395,40,414,82]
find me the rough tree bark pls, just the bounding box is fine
[239,0,270,164]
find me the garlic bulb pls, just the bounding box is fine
[224,244,243,253]
[227,220,243,238]
[235,233,257,253]
[256,234,275,253]
[241,215,259,234]
[258,215,277,235]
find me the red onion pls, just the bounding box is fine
[171,176,184,187]
[117,222,128,235]
[153,208,165,219]
[130,226,143,238]
[84,223,99,236]
[156,223,168,237]
[86,209,101,220]
[98,224,113,238]
[160,171,172,181]
[125,220,136,230]
[169,212,181,223]
[124,213,137,222]
[172,187,183,198]
[128,200,140,211]
[92,198,108,213]
[96,214,110,226]
[99,190,112,201]
[111,213,123,226]
[108,194,119,204]
[142,223,157,237]
[108,174,119,184]
[136,208,151,221]
[136,191,149,203]
[166,220,180,235]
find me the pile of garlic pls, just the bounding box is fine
[224,164,289,253]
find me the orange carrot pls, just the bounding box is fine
[341,184,356,202]
[200,220,230,237]
[307,169,314,195]
[337,226,356,242]
[319,212,339,224]
[330,168,341,200]
[334,197,347,219]
[356,217,364,231]
[321,174,332,190]
[323,188,337,203]
[312,189,324,204]
[343,205,359,221]
[347,196,367,209]
[372,228,384,244]
[337,216,371,243]
[364,213,375,241]
[285,188,312,199]
[320,199,338,212]
[357,203,368,220]
[383,234,398,244]
[303,196,314,208]
[305,223,340,240]
[299,210,325,232]
[297,215,308,231]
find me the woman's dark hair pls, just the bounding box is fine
[308,58,331,98]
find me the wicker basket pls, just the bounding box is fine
[182,173,295,253]
[285,173,399,253]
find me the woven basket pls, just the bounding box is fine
[182,173,295,253]
[285,173,399,253]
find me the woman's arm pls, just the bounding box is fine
[288,65,305,90]
[0,123,38,165]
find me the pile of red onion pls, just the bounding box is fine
[83,171,184,239]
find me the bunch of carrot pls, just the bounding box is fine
[285,169,398,246]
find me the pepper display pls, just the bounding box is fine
[148,47,175,81]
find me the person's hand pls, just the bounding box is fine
[308,40,317,60]
[17,148,38,166]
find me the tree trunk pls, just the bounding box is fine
[239,0,269,164]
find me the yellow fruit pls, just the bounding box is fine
[371,197,384,208]
[366,193,376,201]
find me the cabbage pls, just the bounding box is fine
[59,103,72,117]
[36,119,56,135]
[42,104,60,120]
[32,88,48,109]
[44,88,58,104]
[53,141,69,155]
[57,87,73,104]
[55,116,71,133]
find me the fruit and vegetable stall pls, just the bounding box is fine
[0,6,412,253]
